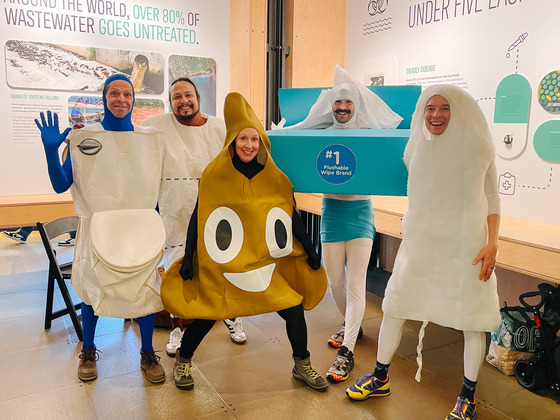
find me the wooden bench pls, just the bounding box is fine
[0,194,75,229]
[295,193,560,285]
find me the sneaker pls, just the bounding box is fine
[223,318,247,344]
[166,327,183,357]
[446,397,476,420]
[328,322,364,348]
[174,352,194,390]
[2,231,26,244]
[140,350,166,383]
[58,237,76,246]
[326,345,354,383]
[328,323,345,348]
[292,354,329,391]
[346,373,391,401]
[78,347,99,381]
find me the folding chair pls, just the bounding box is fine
[36,216,83,341]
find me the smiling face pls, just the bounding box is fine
[170,80,200,124]
[332,99,355,124]
[424,94,450,135]
[105,80,134,118]
[235,128,260,163]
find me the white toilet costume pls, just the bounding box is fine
[69,123,166,318]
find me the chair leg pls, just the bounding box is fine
[44,270,56,330]
[55,276,83,341]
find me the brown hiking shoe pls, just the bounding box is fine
[140,350,166,383]
[293,353,329,391]
[78,347,99,381]
[174,353,194,390]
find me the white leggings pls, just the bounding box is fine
[377,314,487,381]
[322,237,373,352]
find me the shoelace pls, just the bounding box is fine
[333,355,349,370]
[230,320,245,338]
[168,329,182,344]
[176,361,191,377]
[142,351,161,365]
[79,348,101,363]
[302,364,322,379]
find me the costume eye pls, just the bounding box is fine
[265,207,292,258]
[204,207,243,263]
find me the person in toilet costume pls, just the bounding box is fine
[275,65,403,384]
[345,84,501,420]
[162,92,329,392]
[35,74,167,384]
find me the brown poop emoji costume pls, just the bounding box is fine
[162,92,327,320]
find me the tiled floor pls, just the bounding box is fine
[1,232,559,419]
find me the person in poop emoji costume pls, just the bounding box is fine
[162,92,329,392]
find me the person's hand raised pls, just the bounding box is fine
[35,111,71,153]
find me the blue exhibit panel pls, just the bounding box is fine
[268,129,409,196]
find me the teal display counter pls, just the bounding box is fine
[267,85,422,196]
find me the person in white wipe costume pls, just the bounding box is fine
[275,65,402,384]
[346,84,501,420]
[144,77,247,355]
[35,74,167,384]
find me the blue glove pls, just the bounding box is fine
[35,111,71,153]
[35,110,73,193]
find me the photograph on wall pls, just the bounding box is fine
[67,95,103,127]
[169,55,217,116]
[5,40,165,94]
[67,95,164,128]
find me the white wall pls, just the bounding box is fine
[0,0,229,197]
[345,0,560,226]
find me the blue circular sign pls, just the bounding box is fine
[316,144,357,185]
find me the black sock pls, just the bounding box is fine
[460,376,477,401]
[374,361,390,381]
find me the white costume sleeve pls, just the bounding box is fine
[485,160,501,215]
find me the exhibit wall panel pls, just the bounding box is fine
[0,0,230,198]
[344,0,560,226]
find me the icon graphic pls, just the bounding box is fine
[499,172,516,195]
[506,32,528,58]
[368,0,388,16]
[316,144,357,185]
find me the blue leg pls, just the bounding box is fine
[81,303,98,349]
[137,313,156,352]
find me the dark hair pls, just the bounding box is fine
[169,77,200,104]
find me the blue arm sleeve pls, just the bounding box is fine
[36,111,73,193]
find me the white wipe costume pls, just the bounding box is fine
[274,64,402,130]
[70,123,166,318]
[382,85,501,333]
[143,113,225,269]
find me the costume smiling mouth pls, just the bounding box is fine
[223,263,276,292]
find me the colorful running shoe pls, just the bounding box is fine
[326,345,354,382]
[346,373,390,401]
[328,322,364,348]
[328,323,345,348]
[446,397,476,420]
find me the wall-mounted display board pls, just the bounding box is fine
[345,0,560,226]
[0,0,229,196]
